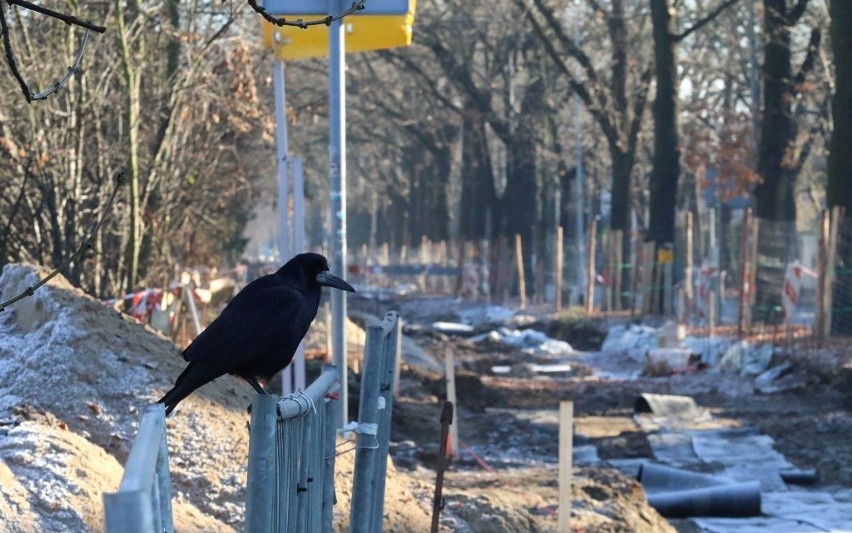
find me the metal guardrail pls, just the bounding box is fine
[349,310,401,533]
[245,365,340,533]
[103,403,174,533]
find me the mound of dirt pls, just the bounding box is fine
[0,263,434,530]
[0,418,232,532]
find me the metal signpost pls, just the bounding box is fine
[262,0,414,425]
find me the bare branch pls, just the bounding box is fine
[246,0,366,28]
[674,0,742,43]
[786,0,809,25]
[516,0,620,147]
[6,0,106,33]
[793,27,821,92]
[0,171,126,313]
[31,29,89,100]
[0,3,32,102]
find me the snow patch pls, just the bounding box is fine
[471,327,573,357]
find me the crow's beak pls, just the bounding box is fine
[316,271,356,292]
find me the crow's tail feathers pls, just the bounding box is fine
[157,361,203,416]
[158,386,190,416]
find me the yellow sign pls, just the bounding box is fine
[657,248,674,264]
[263,3,415,61]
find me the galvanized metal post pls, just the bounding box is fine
[274,59,290,264]
[293,157,307,391]
[245,394,278,533]
[273,58,295,397]
[322,389,338,533]
[370,313,401,532]
[329,0,349,428]
[349,326,385,532]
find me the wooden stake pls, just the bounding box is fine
[741,216,760,333]
[685,211,694,303]
[555,226,564,312]
[515,234,527,309]
[709,289,716,337]
[444,349,459,461]
[629,235,641,316]
[431,402,453,533]
[652,248,664,314]
[585,218,597,314]
[604,231,613,312]
[822,207,844,339]
[738,208,751,334]
[663,261,673,316]
[558,401,574,532]
[455,240,466,297]
[613,230,624,311]
[816,209,829,342]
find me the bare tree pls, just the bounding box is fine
[519,0,653,306]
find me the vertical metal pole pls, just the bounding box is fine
[349,326,384,533]
[371,315,401,532]
[274,59,290,263]
[294,157,306,254]
[294,159,306,389]
[329,0,348,427]
[273,59,293,396]
[322,392,338,533]
[293,157,307,390]
[245,395,278,533]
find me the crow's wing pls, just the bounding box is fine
[182,279,304,373]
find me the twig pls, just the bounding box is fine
[0,2,31,102]
[0,171,126,312]
[2,0,102,102]
[246,0,366,29]
[5,0,106,33]
[31,29,90,100]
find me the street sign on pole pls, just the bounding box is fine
[263,0,409,15]
[263,13,414,61]
[262,0,415,426]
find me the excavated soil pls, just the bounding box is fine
[1,264,850,532]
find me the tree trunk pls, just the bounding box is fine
[752,0,810,323]
[116,0,143,292]
[755,0,803,221]
[828,0,852,334]
[502,79,543,298]
[610,148,634,308]
[459,116,496,242]
[647,0,681,313]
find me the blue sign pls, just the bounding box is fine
[262,0,410,16]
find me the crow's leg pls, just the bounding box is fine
[244,376,268,395]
